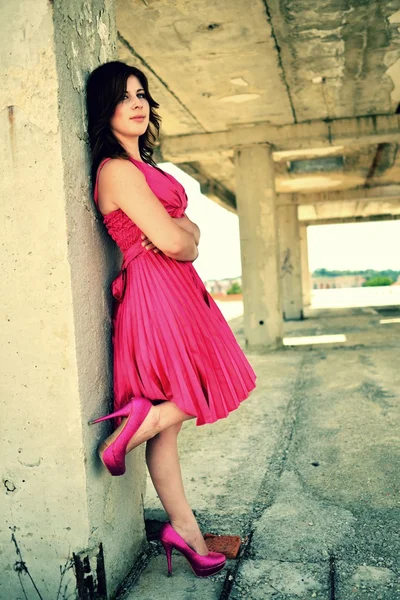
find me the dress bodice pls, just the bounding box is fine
[93,157,188,253]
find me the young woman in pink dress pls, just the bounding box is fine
[86,61,256,577]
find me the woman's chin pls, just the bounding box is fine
[128,124,148,136]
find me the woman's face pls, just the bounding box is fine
[110,75,150,139]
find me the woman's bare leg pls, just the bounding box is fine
[125,400,194,452]
[101,401,194,458]
[145,422,209,555]
[99,402,208,552]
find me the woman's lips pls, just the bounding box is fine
[130,116,145,121]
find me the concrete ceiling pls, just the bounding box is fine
[117,0,400,223]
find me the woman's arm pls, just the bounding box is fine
[97,158,198,262]
[173,215,200,246]
[141,215,200,258]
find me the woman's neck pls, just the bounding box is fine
[115,133,142,161]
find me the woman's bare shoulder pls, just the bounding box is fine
[97,158,144,214]
[99,157,144,184]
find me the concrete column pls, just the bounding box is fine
[234,144,282,350]
[300,224,312,307]
[278,205,304,320]
[0,3,147,599]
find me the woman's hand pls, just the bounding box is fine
[141,233,160,253]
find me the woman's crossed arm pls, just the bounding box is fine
[97,158,198,262]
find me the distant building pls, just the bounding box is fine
[312,275,366,289]
[205,277,242,295]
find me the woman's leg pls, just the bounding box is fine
[124,400,195,453]
[145,422,209,555]
[102,401,194,458]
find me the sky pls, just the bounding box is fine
[161,162,400,281]
[307,221,400,272]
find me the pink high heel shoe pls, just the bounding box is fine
[159,522,226,577]
[89,397,152,476]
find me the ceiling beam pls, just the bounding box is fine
[303,214,400,226]
[277,186,400,206]
[161,114,400,162]
[177,162,237,213]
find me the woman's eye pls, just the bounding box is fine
[122,93,146,101]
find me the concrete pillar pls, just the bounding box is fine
[278,205,304,320]
[0,3,147,599]
[300,224,312,307]
[234,144,282,350]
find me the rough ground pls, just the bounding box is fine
[117,305,400,600]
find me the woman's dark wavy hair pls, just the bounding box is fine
[86,60,163,185]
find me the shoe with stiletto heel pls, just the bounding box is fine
[159,522,226,577]
[88,396,153,476]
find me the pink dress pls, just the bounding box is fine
[94,157,256,426]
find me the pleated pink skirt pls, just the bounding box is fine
[112,248,256,426]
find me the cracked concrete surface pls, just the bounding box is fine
[121,306,400,599]
[250,471,356,563]
[115,0,400,227]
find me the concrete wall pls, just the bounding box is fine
[0,2,147,598]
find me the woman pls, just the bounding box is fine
[86,61,256,578]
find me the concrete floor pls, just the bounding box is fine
[118,305,400,600]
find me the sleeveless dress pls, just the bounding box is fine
[94,156,256,426]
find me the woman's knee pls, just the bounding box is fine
[157,421,182,437]
[165,422,183,435]
[172,422,183,434]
